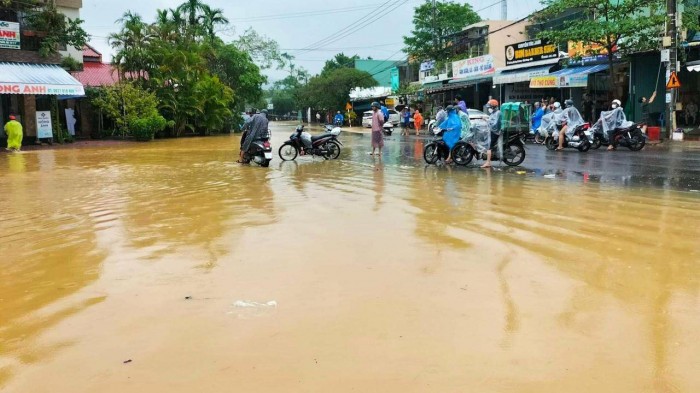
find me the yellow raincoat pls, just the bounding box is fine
[4,120,23,150]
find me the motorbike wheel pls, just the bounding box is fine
[578,139,591,152]
[502,143,526,166]
[452,142,473,166]
[279,143,298,161]
[323,141,341,159]
[628,130,646,151]
[261,159,271,168]
[545,137,556,150]
[423,143,439,164]
[591,136,602,150]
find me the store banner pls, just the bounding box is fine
[36,111,53,139]
[0,83,85,95]
[452,55,495,79]
[419,60,435,72]
[530,76,558,88]
[568,41,619,64]
[505,39,558,66]
[0,21,20,50]
[530,75,589,88]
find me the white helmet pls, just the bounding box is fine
[553,102,561,109]
[612,99,621,109]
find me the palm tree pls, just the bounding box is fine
[109,11,150,80]
[199,5,229,39]
[177,0,206,28]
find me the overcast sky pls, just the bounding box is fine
[82,0,541,82]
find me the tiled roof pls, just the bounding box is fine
[73,62,120,87]
[82,45,102,60]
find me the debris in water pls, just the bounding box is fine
[234,300,278,308]
[516,171,526,175]
[184,296,192,300]
[123,359,132,364]
[544,174,556,179]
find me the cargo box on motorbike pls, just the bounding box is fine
[500,102,531,135]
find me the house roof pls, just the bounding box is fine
[82,44,102,61]
[73,62,120,87]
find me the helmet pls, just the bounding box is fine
[487,99,499,107]
[612,99,621,106]
[371,101,380,108]
[295,125,304,132]
[9,115,16,120]
[553,102,561,109]
[564,99,574,108]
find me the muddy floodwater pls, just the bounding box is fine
[1,124,699,392]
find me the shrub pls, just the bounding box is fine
[130,115,167,142]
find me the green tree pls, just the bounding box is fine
[233,28,285,69]
[321,53,359,76]
[178,0,207,28]
[199,4,229,39]
[535,0,665,88]
[89,82,162,138]
[299,68,377,110]
[403,1,480,63]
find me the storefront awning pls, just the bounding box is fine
[493,64,556,85]
[686,60,700,72]
[0,62,85,96]
[530,63,609,88]
[425,75,492,93]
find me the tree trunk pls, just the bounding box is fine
[607,48,615,100]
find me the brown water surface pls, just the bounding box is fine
[1,128,699,392]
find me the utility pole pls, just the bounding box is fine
[501,0,507,20]
[667,0,677,139]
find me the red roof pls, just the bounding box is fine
[74,62,120,87]
[82,45,102,60]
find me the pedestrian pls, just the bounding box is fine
[413,109,424,136]
[638,91,656,134]
[401,107,411,136]
[316,112,321,124]
[531,102,545,143]
[684,100,697,126]
[370,101,385,156]
[380,102,390,124]
[454,95,468,113]
[583,93,594,122]
[4,114,23,152]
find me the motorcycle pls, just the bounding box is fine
[608,123,646,151]
[242,129,272,167]
[383,122,394,136]
[451,125,527,167]
[545,123,592,152]
[422,127,452,164]
[278,124,342,161]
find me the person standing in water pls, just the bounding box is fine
[370,102,385,156]
[413,109,424,136]
[4,114,23,152]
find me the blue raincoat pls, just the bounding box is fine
[439,109,462,150]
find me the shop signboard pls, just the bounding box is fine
[567,41,619,65]
[530,76,558,88]
[419,60,435,72]
[0,21,20,49]
[505,39,558,66]
[452,55,495,79]
[36,111,53,139]
[558,74,588,88]
[0,83,85,95]
[390,67,400,92]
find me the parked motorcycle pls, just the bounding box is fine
[545,123,592,152]
[278,125,342,161]
[383,122,394,136]
[242,129,272,167]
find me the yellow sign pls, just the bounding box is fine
[666,71,681,89]
[530,76,558,88]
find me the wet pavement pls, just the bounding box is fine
[1,122,699,392]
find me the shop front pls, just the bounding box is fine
[0,62,85,144]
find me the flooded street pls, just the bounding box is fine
[1,123,699,392]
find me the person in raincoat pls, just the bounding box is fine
[556,99,585,150]
[4,114,23,152]
[413,109,424,136]
[370,101,385,155]
[439,106,462,164]
[483,99,501,168]
[238,109,269,163]
[531,102,545,140]
[333,111,344,126]
[457,106,472,141]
